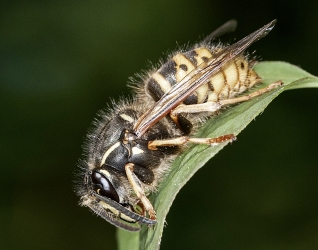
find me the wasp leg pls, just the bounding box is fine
[148,134,236,150]
[125,163,156,220]
[173,114,193,135]
[171,81,283,118]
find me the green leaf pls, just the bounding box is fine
[117,229,139,250]
[117,61,318,250]
[255,61,318,89]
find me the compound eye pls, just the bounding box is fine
[91,171,120,203]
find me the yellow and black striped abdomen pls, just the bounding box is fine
[144,47,261,104]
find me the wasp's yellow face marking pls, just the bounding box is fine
[99,169,111,178]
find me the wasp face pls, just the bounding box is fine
[85,170,119,202]
[80,168,146,231]
[81,166,147,231]
[78,107,175,230]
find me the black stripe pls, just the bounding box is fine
[145,77,165,102]
[183,49,199,65]
[158,59,177,85]
[183,93,198,105]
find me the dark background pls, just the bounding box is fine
[1,1,318,249]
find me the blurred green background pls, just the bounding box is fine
[1,0,318,249]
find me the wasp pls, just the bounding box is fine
[75,20,282,231]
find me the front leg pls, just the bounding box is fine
[125,163,156,220]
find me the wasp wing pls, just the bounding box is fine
[134,20,276,137]
[201,19,237,44]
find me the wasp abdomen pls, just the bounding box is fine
[145,47,261,105]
